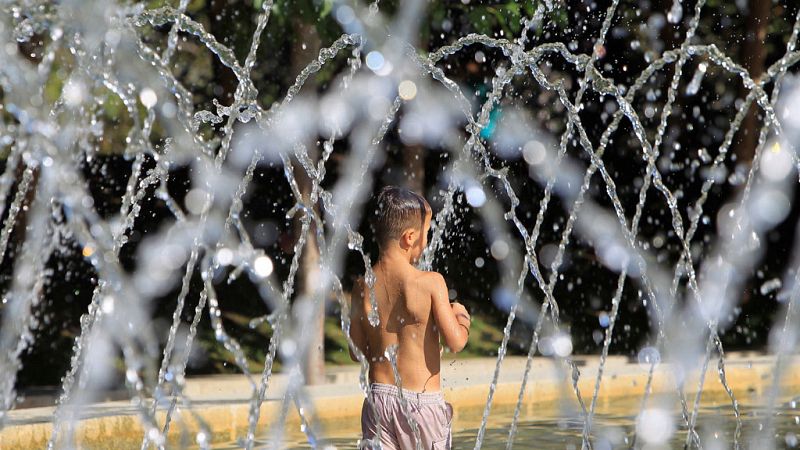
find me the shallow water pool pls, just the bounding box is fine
[219,394,800,449]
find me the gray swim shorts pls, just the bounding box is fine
[360,383,453,450]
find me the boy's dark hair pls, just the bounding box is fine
[372,186,431,248]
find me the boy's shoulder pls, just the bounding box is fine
[410,268,446,292]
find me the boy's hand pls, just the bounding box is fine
[451,302,471,327]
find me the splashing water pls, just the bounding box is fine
[0,1,799,450]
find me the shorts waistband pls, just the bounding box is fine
[369,383,444,405]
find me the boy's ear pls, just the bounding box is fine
[400,228,417,249]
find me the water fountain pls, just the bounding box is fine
[0,0,799,448]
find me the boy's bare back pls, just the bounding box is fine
[349,187,470,393]
[351,266,453,392]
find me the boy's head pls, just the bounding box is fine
[373,186,432,261]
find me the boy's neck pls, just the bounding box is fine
[378,247,416,267]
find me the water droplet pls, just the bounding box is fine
[398,80,417,101]
[636,408,674,444]
[254,255,273,278]
[490,240,509,260]
[466,186,486,208]
[140,88,157,108]
[667,0,683,23]
[365,51,385,72]
[216,248,234,266]
[760,278,782,295]
[13,18,34,43]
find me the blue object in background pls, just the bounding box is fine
[480,107,502,140]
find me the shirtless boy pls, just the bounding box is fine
[349,186,471,450]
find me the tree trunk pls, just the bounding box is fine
[735,0,770,163]
[291,21,326,386]
[296,167,325,385]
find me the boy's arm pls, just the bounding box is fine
[429,273,469,352]
[348,278,368,362]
